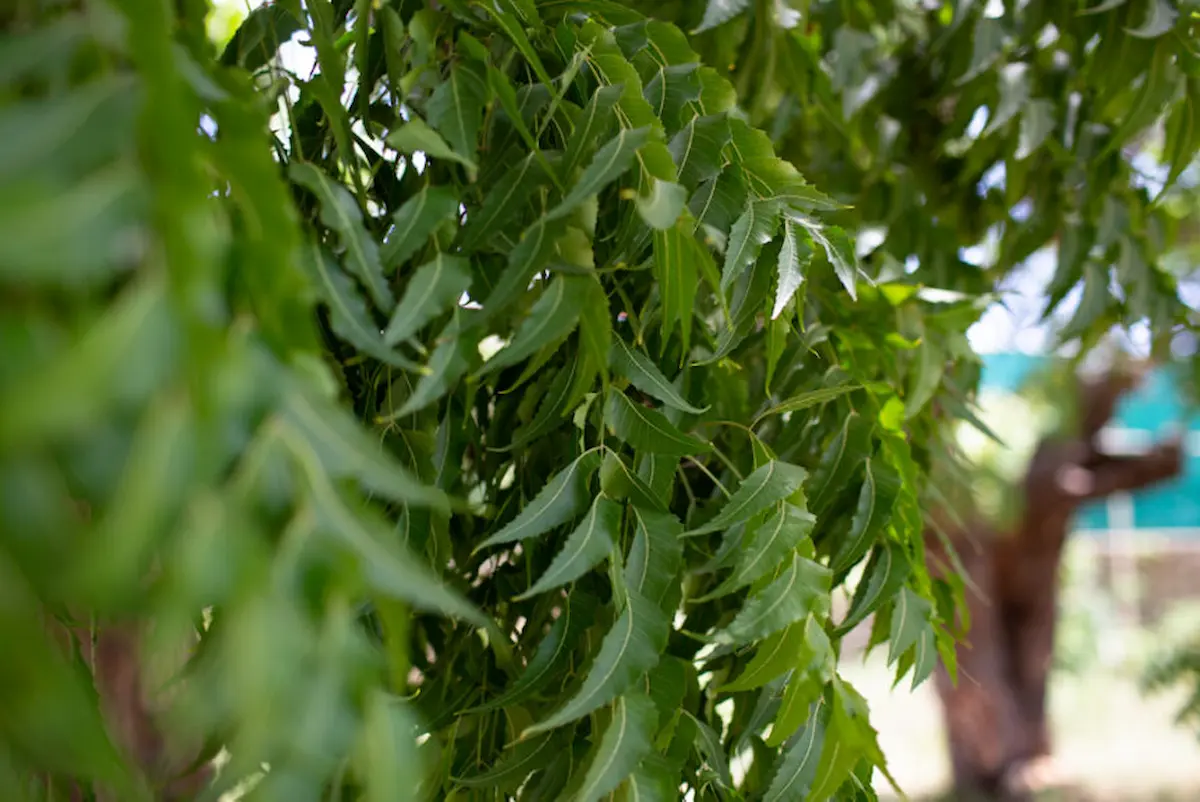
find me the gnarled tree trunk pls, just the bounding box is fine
[929,370,1183,800]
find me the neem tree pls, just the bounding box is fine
[0,1,1196,802]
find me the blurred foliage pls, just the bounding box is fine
[0,0,1198,800]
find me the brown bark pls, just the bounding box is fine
[929,369,1184,799]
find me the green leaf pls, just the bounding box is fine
[380,186,460,270]
[578,273,613,387]
[291,163,392,310]
[301,241,420,370]
[1058,262,1109,341]
[358,694,425,802]
[387,115,477,171]
[836,540,911,636]
[653,216,699,352]
[723,621,807,692]
[524,587,668,736]
[478,450,603,550]
[687,461,808,535]
[481,219,559,320]
[831,459,901,574]
[394,319,476,416]
[721,201,781,292]
[625,506,684,610]
[461,152,553,250]
[796,217,858,300]
[669,114,730,189]
[572,693,658,802]
[605,389,712,456]
[483,276,587,376]
[702,502,816,599]
[636,178,688,230]
[904,339,944,419]
[1016,99,1056,161]
[456,733,559,791]
[547,127,651,222]
[473,592,598,711]
[610,337,707,414]
[427,60,488,167]
[807,414,874,517]
[694,0,751,33]
[221,4,303,70]
[643,64,701,134]
[684,711,734,788]
[1126,0,1177,37]
[516,495,622,599]
[383,254,472,346]
[562,83,624,176]
[983,63,1029,136]
[616,754,681,802]
[888,587,934,665]
[766,619,835,747]
[755,384,861,424]
[764,698,828,802]
[714,553,831,646]
[1163,79,1200,190]
[281,388,448,509]
[773,220,812,319]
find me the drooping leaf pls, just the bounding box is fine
[636,178,688,230]
[477,450,603,550]
[383,254,472,346]
[722,621,807,692]
[524,587,668,736]
[763,698,829,802]
[831,459,901,574]
[796,217,858,300]
[807,414,874,518]
[605,389,712,456]
[755,383,861,424]
[887,586,934,666]
[547,126,651,222]
[773,220,812,319]
[387,115,477,171]
[291,163,392,311]
[380,186,460,270]
[721,201,780,292]
[481,275,588,376]
[687,461,808,535]
[572,692,658,802]
[609,337,706,414]
[394,318,476,416]
[653,215,699,351]
[625,506,684,610]
[694,0,751,33]
[461,151,554,250]
[836,540,911,636]
[714,553,832,646]
[516,495,622,599]
[455,733,559,791]
[703,502,816,599]
[562,83,624,176]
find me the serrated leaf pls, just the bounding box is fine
[796,217,858,300]
[703,502,816,599]
[644,63,701,134]
[380,186,459,270]
[516,495,622,599]
[524,587,668,735]
[615,754,680,802]
[426,60,488,164]
[572,693,658,802]
[600,452,668,512]
[807,414,873,517]
[610,337,706,414]
[291,163,392,310]
[694,0,751,33]
[755,384,861,424]
[462,151,553,250]
[669,114,731,189]
[764,698,828,802]
[478,450,603,549]
[281,388,448,509]
[384,254,472,346]
[456,732,558,790]
[691,164,749,233]
[302,240,420,370]
[887,587,933,665]
[294,450,483,627]
[715,553,831,646]
[481,276,587,376]
[506,359,583,450]
[773,220,812,319]
[625,506,684,610]
[563,83,624,176]
[395,319,475,416]
[387,115,477,171]
[831,459,901,574]
[721,201,780,292]
[723,621,806,692]
[482,219,558,319]
[473,592,598,711]
[767,619,835,747]
[653,215,699,352]
[836,540,911,636]
[547,126,651,222]
[1126,0,1176,37]
[606,389,711,456]
[687,460,808,535]
[636,178,688,230]
[684,711,734,788]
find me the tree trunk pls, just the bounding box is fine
[930,370,1183,799]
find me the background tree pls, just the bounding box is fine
[0,2,1197,802]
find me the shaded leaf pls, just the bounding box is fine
[653,215,699,352]
[605,389,711,456]
[715,553,831,646]
[723,621,806,692]
[625,506,684,610]
[836,540,911,636]
[547,126,651,222]
[380,186,459,270]
[721,201,780,292]
[387,115,477,171]
[383,254,472,346]
[482,276,587,376]
[831,459,901,574]
[610,337,706,414]
[563,83,624,176]
[456,733,558,790]
[807,414,874,517]
[764,698,828,802]
[572,693,658,802]
[703,502,816,599]
[687,461,808,535]
[755,384,861,424]
[516,495,622,599]
[478,450,603,549]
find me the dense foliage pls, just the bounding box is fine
[1,1,1197,801]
